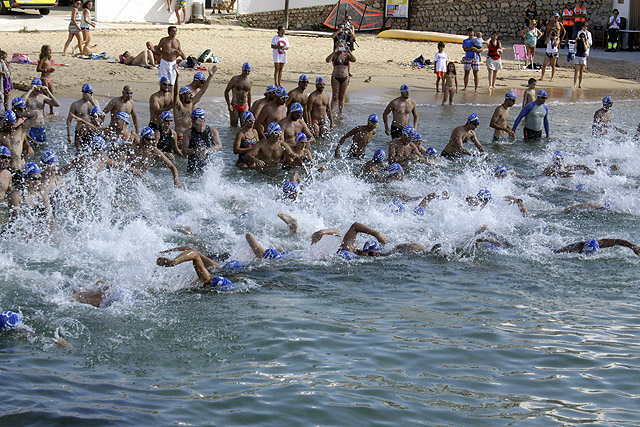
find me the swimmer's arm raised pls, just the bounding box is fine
[311,228,341,245]
[193,66,216,106]
[597,239,640,256]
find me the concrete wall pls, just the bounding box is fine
[96,0,194,23]
[238,0,336,15]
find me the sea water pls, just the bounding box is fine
[1,89,640,425]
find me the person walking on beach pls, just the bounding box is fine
[63,0,84,56]
[157,26,186,85]
[572,31,588,88]
[81,2,97,53]
[271,26,289,87]
[489,92,517,141]
[224,62,253,127]
[383,84,418,139]
[540,30,560,81]
[512,89,549,139]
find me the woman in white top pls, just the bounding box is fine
[62,0,84,56]
[271,26,289,87]
[540,30,560,81]
[81,1,97,53]
[607,9,621,51]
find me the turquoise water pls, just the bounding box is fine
[1,90,640,425]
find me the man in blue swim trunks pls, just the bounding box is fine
[23,78,60,145]
[512,89,550,140]
[462,28,482,92]
[490,91,517,141]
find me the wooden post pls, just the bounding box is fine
[284,0,290,29]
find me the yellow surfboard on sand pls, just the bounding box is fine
[377,30,467,44]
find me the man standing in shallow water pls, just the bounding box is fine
[306,77,334,138]
[103,85,139,134]
[441,113,486,159]
[382,84,418,140]
[512,89,550,140]
[224,62,253,127]
[490,91,517,141]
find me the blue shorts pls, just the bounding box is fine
[492,136,506,142]
[28,127,46,143]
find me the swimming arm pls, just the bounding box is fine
[543,104,550,137]
[311,228,341,245]
[340,222,387,251]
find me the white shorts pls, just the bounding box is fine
[574,56,587,66]
[273,51,287,64]
[159,59,177,85]
[485,57,502,70]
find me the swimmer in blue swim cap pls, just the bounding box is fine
[0,309,71,347]
[245,233,290,260]
[157,246,242,288]
[441,114,487,159]
[335,114,379,158]
[307,77,334,137]
[287,75,309,116]
[555,238,640,257]
[183,104,223,174]
[543,151,594,177]
[382,162,405,182]
[279,102,315,147]
[225,61,254,127]
[388,126,427,166]
[360,149,386,180]
[490,92,517,141]
[244,122,299,169]
[592,95,627,137]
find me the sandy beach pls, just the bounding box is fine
[2,23,639,102]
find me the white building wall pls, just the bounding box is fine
[96,0,194,23]
[238,0,336,15]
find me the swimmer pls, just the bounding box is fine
[245,122,300,170]
[554,238,640,256]
[415,191,451,210]
[172,66,215,139]
[490,91,517,141]
[562,200,627,214]
[149,76,175,134]
[522,78,537,106]
[105,111,137,143]
[5,100,38,170]
[13,161,55,225]
[22,79,60,143]
[0,146,13,201]
[465,188,493,208]
[441,113,487,159]
[306,77,334,138]
[103,85,139,134]
[282,132,314,169]
[181,108,222,174]
[1,310,71,347]
[279,102,314,145]
[186,71,206,97]
[383,84,418,139]
[542,150,594,177]
[66,83,100,149]
[70,106,108,150]
[335,113,378,159]
[378,162,405,182]
[157,246,238,290]
[39,151,68,217]
[245,233,290,260]
[287,75,309,113]
[411,132,428,156]
[234,111,259,167]
[360,148,385,180]
[156,110,182,158]
[256,86,289,139]
[250,84,277,119]
[224,62,253,127]
[592,96,626,136]
[388,125,427,167]
[512,89,550,139]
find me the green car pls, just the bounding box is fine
[0,0,58,16]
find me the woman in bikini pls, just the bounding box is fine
[36,45,55,114]
[233,111,259,167]
[325,41,355,116]
[63,0,84,56]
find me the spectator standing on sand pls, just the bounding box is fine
[607,9,621,51]
[562,2,574,47]
[485,32,503,90]
[434,42,449,93]
[524,1,538,27]
[271,26,289,87]
[462,28,482,92]
[81,2,97,53]
[520,20,543,69]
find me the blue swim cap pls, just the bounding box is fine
[467,113,480,124]
[388,162,404,176]
[23,161,40,176]
[31,77,42,86]
[11,97,26,109]
[363,239,381,252]
[373,148,385,163]
[193,72,206,82]
[267,122,282,135]
[222,260,243,271]
[602,96,613,106]
[391,199,405,214]
[263,248,282,259]
[402,125,415,138]
[494,164,508,177]
[283,181,299,195]
[265,84,277,95]
[575,183,586,191]
[82,83,94,93]
[239,212,250,219]
[476,188,492,202]
[41,151,58,164]
[553,150,563,161]
[140,126,155,140]
[2,110,16,123]
[159,76,170,84]
[412,132,422,142]
[290,102,303,114]
[191,108,205,119]
[0,311,22,331]
[368,113,379,124]
[413,206,425,216]
[179,86,192,96]
[117,111,131,124]
[299,74,309,82]
[338,250,356,260]
[90,106,102,117]
[537,89,548,98]
[0,146,10,156]
[426,146,437,156]
[211,276,235,291]
[242,62,252,71]
[400,84,411,92]
[92,135,106,150]
[315,76,325,84]
[161,110,173,121]
[505,91,517,101]
[295,132,307,144]
[241,111,255,124]
[275,87,288,98]
[581,239,600,254]
[483,242,501,251]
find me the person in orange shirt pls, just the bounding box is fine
[561,3,573,47]
[572,0,587,39]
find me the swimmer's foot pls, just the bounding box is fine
[278,213,299,234]
[156,257,176,267]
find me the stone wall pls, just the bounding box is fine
[239,0,611,38]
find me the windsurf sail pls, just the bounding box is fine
[323,0,391,31]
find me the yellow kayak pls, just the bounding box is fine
[377,30,467,44]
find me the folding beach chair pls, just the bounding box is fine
[513,44,528,69]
